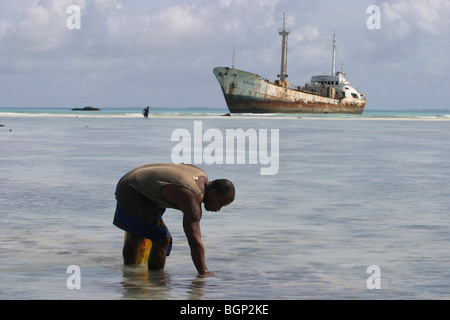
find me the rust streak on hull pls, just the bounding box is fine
[225,96,365,114]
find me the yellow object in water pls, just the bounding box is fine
[124,232,152,264]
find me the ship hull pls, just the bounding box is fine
[213,67,365,114]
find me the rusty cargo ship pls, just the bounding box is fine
[213,15,366,114]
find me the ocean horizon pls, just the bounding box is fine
[1,106,450,120]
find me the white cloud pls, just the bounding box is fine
[0,0,87,52]
[0,19,13,39]
[0,0,285,54]
[139,3,208,50]
[14,4,64,51]
[380,0,450,38]
[289,25,321,45]
[423,51,450,76]
[0,0,449,109]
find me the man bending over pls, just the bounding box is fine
[113,163,235,276]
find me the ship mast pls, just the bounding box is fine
[332,31,336,75]
[232,45,235,69]
[278,12,290,82]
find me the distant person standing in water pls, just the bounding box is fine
[143,106,150,118]
[113,163,235,275]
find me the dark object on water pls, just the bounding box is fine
[143,106,150,118]
[72,106,100,111]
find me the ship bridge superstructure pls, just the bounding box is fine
[302,31,365,101]
[305,72,365,100]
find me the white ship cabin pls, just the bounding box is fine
[303,72,365,100]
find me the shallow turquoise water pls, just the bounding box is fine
[0,112,449,299]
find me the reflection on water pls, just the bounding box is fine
[120,266,209,300]
[121,267,170,299]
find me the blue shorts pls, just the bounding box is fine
[113,203,172,256]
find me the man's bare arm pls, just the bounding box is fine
[160,185,212,275]
[182,212,209,275]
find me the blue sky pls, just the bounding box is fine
[1,0,449,110]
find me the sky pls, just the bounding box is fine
[0,0,449,110]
